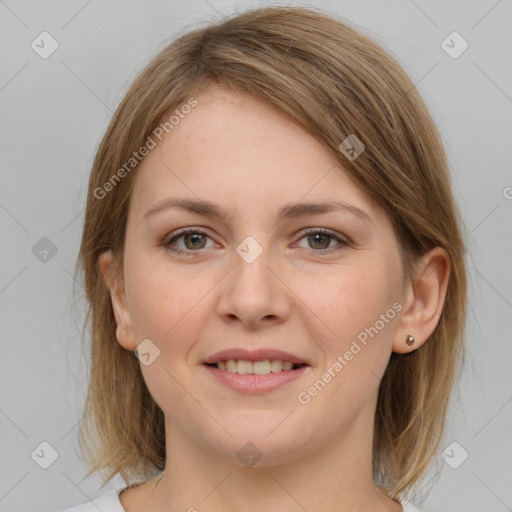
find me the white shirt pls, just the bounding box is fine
[56,486,424,512]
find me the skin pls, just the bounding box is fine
[99,86,450,512]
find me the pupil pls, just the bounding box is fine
[310,233,329,249]
[186,233,206,249]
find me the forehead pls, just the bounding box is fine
[129,88,379,218]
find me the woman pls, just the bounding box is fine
[59,5,467,512]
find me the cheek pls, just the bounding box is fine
[125,255,213,343]
[303,259,396,345]
[299,263,400,412]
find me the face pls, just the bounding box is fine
[103,87,408,464]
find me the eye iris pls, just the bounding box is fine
[184,233,206,250]
[309,233,330,249]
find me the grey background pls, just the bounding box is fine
[1,1,511,511]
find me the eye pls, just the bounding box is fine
[162,227,349,256]
[295,228,348,253]
[163,228,215,254]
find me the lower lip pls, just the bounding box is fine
[203,364,310,394]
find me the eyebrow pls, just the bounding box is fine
[143,198,373,224]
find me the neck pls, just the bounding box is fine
[139,398,403,512]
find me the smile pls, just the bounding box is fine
[205,359,306,374]
[203,361,310,394]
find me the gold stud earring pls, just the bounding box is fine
[406,334,415,346]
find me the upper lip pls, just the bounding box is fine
[203,348,310,365]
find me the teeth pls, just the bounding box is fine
[237,360,253,374]
[215,359,296,374]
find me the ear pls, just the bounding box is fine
[98,250,137,351]
[393,247,451,354]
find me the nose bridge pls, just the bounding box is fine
[231,235,275,298]
[217,234,289,326]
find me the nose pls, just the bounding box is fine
[216,241,291,329]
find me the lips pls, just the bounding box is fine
[202,348,310,366]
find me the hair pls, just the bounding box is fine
[74,5,468,502]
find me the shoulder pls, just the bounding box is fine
[56,487,127,512]
[402,500,424,512]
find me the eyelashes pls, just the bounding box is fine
[162,227,349,257]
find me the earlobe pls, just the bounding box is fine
[98,251,138,351]
[392,247,450,354]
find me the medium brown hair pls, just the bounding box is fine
[75,5,467,501]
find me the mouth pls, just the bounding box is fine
[203,348,310,368]
[203,360,308,374]
[201,349,311,394]
[203,362,310,394]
